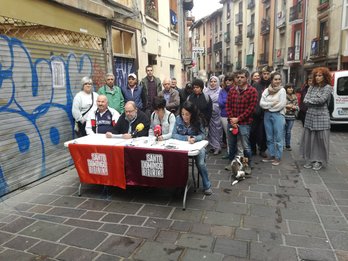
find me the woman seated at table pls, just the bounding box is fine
[172,101,212,196]
[149,97,176,141]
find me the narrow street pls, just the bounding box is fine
[0,121,347,261]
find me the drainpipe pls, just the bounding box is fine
[273,0,277,70]
[337,1,344,70]
[302,0,308,77]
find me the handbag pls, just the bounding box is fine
[74,92,94,137]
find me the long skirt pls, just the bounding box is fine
[300,128,330,167]
[208,112,223,150]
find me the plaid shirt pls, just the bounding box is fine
[226,84,258,125]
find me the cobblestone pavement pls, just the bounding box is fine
[0,121,347,261]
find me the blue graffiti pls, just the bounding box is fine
[0,34,100,196]
[14,133,30,153]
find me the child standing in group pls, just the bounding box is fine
[284,84,299,151]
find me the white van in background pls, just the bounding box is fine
[330,70,348,125]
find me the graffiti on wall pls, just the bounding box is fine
[0,35,105,196]
[114,57,135,89]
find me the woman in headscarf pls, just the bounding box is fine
[204,75,223,155]
[260,72,287,166]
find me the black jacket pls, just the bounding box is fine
[113,110,150,137]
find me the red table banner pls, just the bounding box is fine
[69,144,126,189]
[124,147,188,188]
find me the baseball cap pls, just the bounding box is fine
[128,73,137,79]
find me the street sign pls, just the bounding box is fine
[192,47,205,54]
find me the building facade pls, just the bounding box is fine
[192,0,346,88]
[0,0,190,196]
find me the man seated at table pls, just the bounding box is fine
[85,95,120,135]
[106,101,150,139]
[149,96,176,141]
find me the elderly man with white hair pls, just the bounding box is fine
[158,77,180,115]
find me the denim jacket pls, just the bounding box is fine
[172,116,206,141]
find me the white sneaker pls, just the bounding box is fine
[312,162,322,171]
[204,188,213,196]
[303,162,313,169]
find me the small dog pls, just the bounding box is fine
[230,156,251,185]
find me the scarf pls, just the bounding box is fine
[286,93,297,102]
[268,84,283,95]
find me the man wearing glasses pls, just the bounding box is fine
[106,101,150,139]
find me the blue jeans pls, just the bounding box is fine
[284,119,295,147]
[227,123,252,161]
[195,149,211,190]
[264,111,285,160]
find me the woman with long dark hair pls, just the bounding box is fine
[172,101,212,195]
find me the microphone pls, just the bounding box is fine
[154,125,162,138]
[131,123,145,138]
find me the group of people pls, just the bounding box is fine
[72,66,213,195]
[72,64,333,196]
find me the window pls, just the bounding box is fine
[227,1,231,19]
[145,0,158,21]
[170,0,178,32]
[337,77,348,96]
[170,65,175,79]
[112,29,135,57]
[343,0,348,29]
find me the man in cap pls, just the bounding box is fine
[121,73,146,112]
[98,73,124,114]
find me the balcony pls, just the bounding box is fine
[247,0,255,9]
[213,41,222,51]
[258,53,268,65]
[261,18,270,35]
[246,54,254,67]
[287,46,300,62]
[207,47,212,54]
[247,23,255,38]
[216,62,222,70]
[318,0,329,12]
[235,60,241,70]
[289,2,303,24]
[276,11,286,29]
[235,34,243,45]
[235,13,243,25]
[224,55,232,66]
[310,37,329,57]
[224,32,230,43]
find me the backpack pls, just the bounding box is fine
[328,93,334,115]
[152,112,173,124]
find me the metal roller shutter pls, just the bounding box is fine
[0,16,107,196]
